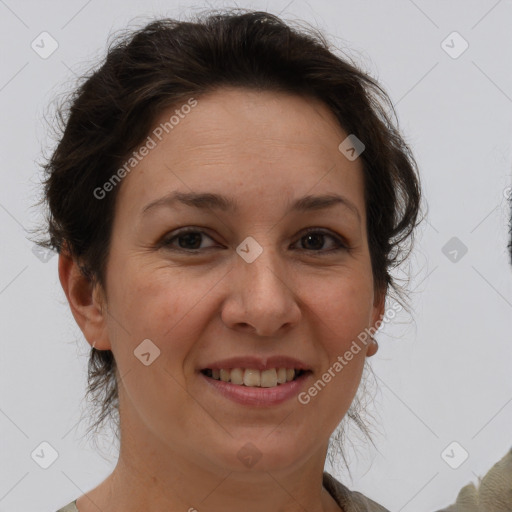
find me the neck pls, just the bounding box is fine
[77,413,342,512]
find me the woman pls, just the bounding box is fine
[37,9,421,512]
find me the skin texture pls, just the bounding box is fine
[59,87,386,512]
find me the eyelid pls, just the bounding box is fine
[292,227,349,252]
[160,226,349,253]
[160,226,219,251]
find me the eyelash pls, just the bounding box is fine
[159,227,349,254]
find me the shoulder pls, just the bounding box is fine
[436,447,512,511]
[55,499,79,512]
[323,472,390,512]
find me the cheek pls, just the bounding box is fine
[303,282,372,401]
[105,267,212,429]
[304,274,374,347]
[106,262,219,364]
[297,282,372,438]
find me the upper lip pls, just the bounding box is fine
[200,356,312,371]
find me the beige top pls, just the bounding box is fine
[436,447,512,511]
[55,471,390,512]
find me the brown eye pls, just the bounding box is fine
[294,229,347,253]
[161,228,218,251]
[159,227,347,254]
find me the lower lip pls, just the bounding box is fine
[199,371,312,407]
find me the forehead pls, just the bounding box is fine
[155,87,348,158]
[115,87,365,221]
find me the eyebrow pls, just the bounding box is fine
[142,191,361,221]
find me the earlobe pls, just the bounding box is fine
[58,250,110,350]
[366,337,379,357]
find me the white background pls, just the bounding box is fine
[0,1,511,511]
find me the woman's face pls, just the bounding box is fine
[91,87,384,473]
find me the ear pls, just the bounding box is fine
[372,288,386,326]
[366,288,386,357]
[58,248,111,350]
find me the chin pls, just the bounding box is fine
[203,435,314,475]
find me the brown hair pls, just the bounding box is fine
[34,9,422,468]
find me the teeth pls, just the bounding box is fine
[230,368,244,385]
[243,369,260,387]
[206,367,303,387]
[261,369,277,388]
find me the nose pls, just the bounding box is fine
[220,244,301,337]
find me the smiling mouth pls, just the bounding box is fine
[200,368,309,388]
